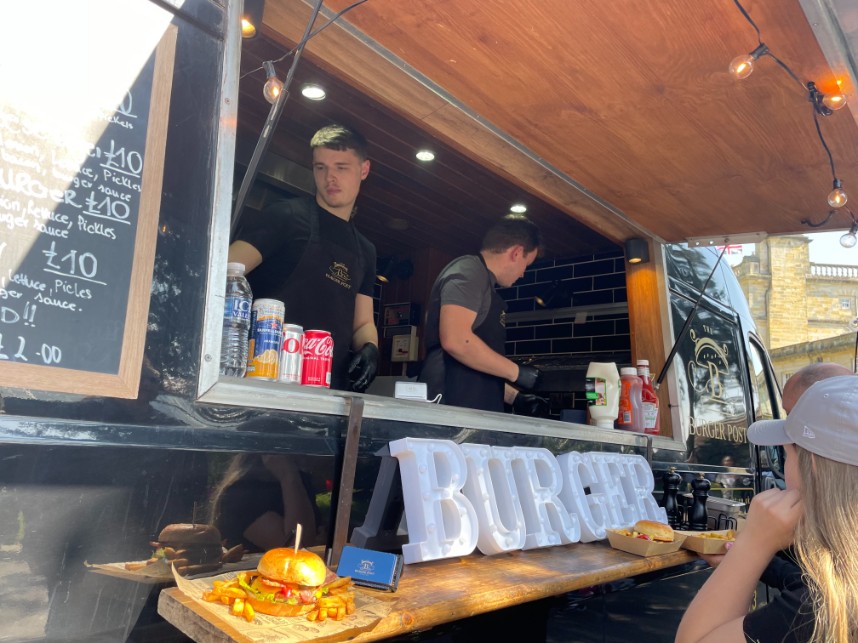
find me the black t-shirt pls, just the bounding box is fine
[236,197,376,301]
[743,574,814,642]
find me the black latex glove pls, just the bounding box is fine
[514,365,542,390]
[512,393,550,418]
[348,343,379,393]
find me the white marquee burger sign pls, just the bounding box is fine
[389,438,666,564]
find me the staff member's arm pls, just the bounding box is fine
[348,294,379,392]
[439,304,533,395]
[352,294,378,349]
[227,240,263,273]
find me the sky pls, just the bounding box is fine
[724,231,858,267]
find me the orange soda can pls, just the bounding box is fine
[246,299,285,381]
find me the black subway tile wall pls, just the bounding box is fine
[501,250,628,355]
[500,250,630,415]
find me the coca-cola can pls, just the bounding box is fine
[301,329,333,388]
[278,324,304,384]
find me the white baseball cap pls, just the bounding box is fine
[748,375,858,466]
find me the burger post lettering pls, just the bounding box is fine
[389,438,666,564]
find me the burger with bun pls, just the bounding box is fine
[150,523,225,575]
[240,548,335,617]
[633,519,674,542]
[125,523,243,575]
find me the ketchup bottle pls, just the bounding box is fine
[637,359,660,435]
[617,368,643,432]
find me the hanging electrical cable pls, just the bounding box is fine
[730,0,850,216]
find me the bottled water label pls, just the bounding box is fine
[225,295,251,322]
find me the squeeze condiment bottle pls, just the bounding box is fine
[636,359,660,435]
[617,367,644,432]
[585,362,620,429]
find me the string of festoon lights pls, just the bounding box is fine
[728,0,858,247]
[241,1,368,104]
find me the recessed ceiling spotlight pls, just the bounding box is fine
[510,203,527,213]
[301,84,326,100]
[415,150,435,162]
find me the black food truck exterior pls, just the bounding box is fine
[0,1,793,641]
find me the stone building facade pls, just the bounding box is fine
[732,235,858,386]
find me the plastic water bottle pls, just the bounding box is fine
[220,262,253,376]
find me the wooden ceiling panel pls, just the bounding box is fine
[236,37,617,258]
[259,0,858,243]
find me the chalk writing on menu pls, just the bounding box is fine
[0,54,155,375]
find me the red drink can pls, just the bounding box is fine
[278,324,304,384]
[301,329,333,388]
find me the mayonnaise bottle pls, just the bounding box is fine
[585,362,620,429]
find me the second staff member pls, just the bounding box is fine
[420,214,547,415]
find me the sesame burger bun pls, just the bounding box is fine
[257,548,327,587]
[634,520,674,542]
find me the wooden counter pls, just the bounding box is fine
[158,541,697,642]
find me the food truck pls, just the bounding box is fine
[1,0,855,640]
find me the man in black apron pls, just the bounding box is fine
[228,124,378,392]
[420,214,547,415]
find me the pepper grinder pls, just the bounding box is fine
[690,472,711,531]
[661,466,682,528]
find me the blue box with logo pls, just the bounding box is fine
[336,545,403,592]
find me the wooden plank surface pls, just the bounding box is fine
[158,541,696,642]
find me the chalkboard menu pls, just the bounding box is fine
[0,5,176,398]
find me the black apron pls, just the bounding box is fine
[424,256,508,412]
[276,206,364,391]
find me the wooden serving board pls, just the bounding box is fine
[158,541,695,642]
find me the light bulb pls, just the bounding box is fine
[828,179,847,208]
[262,61,283,104]
[841,222,858,248]
[263,76,283,103]
[241,18,257,38]
[822,92,847,111]
[415,150,435,162]
[729,54,755,79]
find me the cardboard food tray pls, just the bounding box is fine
[606,529,686,557]
[675,530,736,555]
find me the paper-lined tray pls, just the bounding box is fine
[167,565,393,642]
[606,529,686,557]
[675,530,736,555]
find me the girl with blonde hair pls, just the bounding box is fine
[677,375,858,643]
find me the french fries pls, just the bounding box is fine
[697,530,736,540]
[201,573,356,623]
[305,591,356,622]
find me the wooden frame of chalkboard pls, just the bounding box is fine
[0,23,177,399]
